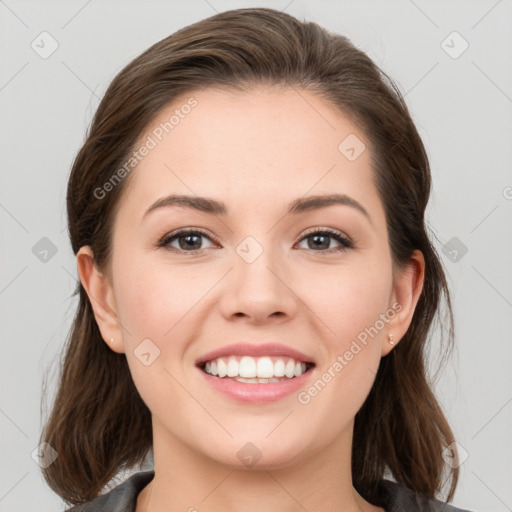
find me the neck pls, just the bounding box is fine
[136,418,383,512]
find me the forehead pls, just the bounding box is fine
[117,85,381,222]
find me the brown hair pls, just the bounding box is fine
[40,7,460,506]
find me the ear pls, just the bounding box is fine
[76,246,125,354]
[381,249,425,357]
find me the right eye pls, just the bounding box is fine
[157,228,219,254]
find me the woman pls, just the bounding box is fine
[40,7,474,512]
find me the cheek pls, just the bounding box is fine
[118,279,167,337]
[305,262,392,346]
[296,271,390,416]
[296,269,391,430]
[114,263,188,411]
[112,256,205,381]
[113,255,192,339]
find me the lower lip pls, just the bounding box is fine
[197,366,315,403]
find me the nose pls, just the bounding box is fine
[219,239,298,324]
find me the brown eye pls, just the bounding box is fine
[297,229,353,253]
[158,229,217,253]
[157,227,354,255]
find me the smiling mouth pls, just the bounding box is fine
[198,355,315,384]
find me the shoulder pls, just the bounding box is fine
[374,479,475,512]
[64,470,155,512]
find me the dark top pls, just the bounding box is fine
[65,470,474,512]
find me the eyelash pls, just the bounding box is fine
[157,227,355,255]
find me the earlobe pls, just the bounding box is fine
[381,250,425,357]
[76,246,125,354]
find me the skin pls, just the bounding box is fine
[77,85,425,512]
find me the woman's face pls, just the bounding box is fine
[80,85,423,470]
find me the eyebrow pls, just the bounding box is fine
[142,193,372,226]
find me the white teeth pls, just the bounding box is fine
[239,356,257,378]
[227,358,238,377]
[203,355,311,380]
[217,358,227,378]
[256,357,274,378]
[285,359,295,378]
[234,376,281,384]
[274,359,285,377]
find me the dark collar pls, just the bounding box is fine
[371,479,473,512]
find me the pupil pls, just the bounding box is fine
[181,234,201,250]
[311,234,328,250]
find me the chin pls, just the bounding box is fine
[200,435,310,471]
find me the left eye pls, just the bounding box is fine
[158,229,216,252]
[296,229,353,252]
[158,228,353,254]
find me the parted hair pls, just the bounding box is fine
[40,7,459,506]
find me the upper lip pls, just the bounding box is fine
[195,343,316,367]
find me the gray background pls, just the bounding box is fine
[1,1,511,510]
